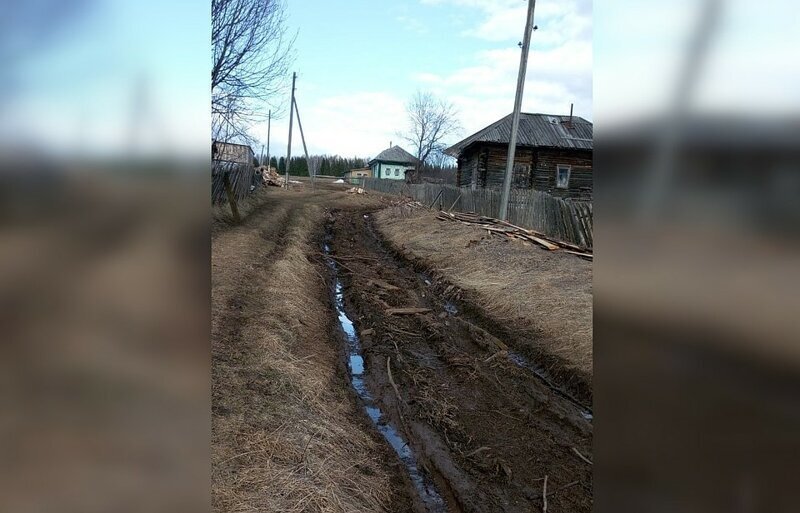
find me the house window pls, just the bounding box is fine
[556,165,571,188]
[394,169,399,177]
[513,164,530,188]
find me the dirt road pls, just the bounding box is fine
[212,184,593,512]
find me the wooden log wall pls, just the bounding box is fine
[455,143,592,200]
[532,148,592,200]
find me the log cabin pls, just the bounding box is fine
[445,113,593,200]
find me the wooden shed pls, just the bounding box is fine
[446,113,593,200]
[212,141,255,204]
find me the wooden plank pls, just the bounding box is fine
[386,307,432,315]
[518,233,560,251]
[564,250,593,260]
[368,279,400,291]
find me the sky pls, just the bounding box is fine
[1,0,209,159]
[594,0,800,130]
[4,0,798,160]
[254,0,593,159]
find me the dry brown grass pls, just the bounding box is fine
[212,189,407,512]
[212,187,277,232]
[374,206,593,383]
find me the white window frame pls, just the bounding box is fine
[556,164,571,189]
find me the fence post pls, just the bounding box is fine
[223,171,241,223]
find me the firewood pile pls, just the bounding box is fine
[346,187,367,194]
[436,210,593,259]
[256,166,284,187]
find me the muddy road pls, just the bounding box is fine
[323,207,593,513]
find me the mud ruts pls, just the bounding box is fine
[324,240,447,513]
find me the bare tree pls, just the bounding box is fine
[212,0,294,142]
[402,91,461,175]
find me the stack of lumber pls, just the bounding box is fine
[436,210,593,259]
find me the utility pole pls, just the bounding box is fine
[266,110,271,170]
[285,72,297,188]
[638,0,720,223]
[259,145,264,166]
[498,0,536,221]
[293,98,314,190]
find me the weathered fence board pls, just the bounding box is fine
[362,178,593,249]
[212,161,254,205]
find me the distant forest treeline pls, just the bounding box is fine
[258,155,368,177]
[256,154,457,183]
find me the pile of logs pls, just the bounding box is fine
[436,211,593,260]
[256,166,284,187]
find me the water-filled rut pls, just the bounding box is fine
[324,238,447,512]
[323,209,593,513]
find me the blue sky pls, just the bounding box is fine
[7,0,796,160]
[254,0,593,158]
[5,0,593,159]
[2,0,209,158]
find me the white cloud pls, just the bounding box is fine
[249,0,592,159]
[594,0,800,123]
[397,14,429,34]
[251,91,407,158]
[422,0,591,45]
[412,0,592,139]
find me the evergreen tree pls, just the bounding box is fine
[278,157,286,174]
[270,156,278,169]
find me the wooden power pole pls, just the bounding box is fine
[498,0,536,221]
[293,98,314,190]
[285,72,297,188]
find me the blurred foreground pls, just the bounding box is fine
[0,162,210,512]
[595,1,800,511]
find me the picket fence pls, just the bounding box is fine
[361,178,593,249]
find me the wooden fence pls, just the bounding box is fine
[361,178,593,249]
[212,161,254,205]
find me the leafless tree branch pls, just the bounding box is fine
[402,91,461,173]
[212,0,295,143]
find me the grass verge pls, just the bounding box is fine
[212,192,409,512]
[374,205,593,396]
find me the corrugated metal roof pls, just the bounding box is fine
[368,145,418,165]
[445,113,593,157]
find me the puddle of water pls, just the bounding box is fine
[507,350,593,421]
[349,354,364,375]
[443,301,458,315]
[324,238,447,512]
